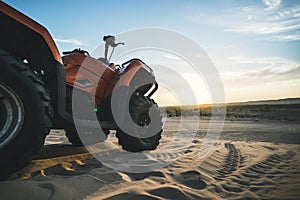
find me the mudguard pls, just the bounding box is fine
[0,1,61,62]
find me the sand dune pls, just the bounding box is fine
[0,119,299,200]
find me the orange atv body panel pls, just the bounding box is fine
[63,53,151,100]
[0,1,61,62]
[63,53,116,98]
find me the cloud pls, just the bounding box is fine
[263,0,281,10]
[268,6,300,20]
[273,34,300,41]
[225,56,300,82]
[185,3,300,41]
[225,22,300,35]
[244,65,300,80]
[228,56,290,65]
[54,38,83,45]
[223,6,300,35]
[224,19,300,35]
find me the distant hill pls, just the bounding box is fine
[162,97,300,120]
[228,97,300,106]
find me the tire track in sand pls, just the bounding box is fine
[214,143,246,180]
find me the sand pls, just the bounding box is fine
[0,118,299,200]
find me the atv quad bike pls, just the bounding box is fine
[0,2,162,179]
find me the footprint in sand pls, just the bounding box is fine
[176,170,207,190]
[148,186,193,200]
[126,171,166,181]
[104,193,160,200]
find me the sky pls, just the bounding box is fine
[4,0,300,105]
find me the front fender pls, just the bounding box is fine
[105,59,158,98]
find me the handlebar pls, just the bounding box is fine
[62,48,90,56]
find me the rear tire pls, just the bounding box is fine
[65,126,108,147]
[0,50,52,180]
[116,95,162,152]
[64,86,108,146]
[65,126,84,147]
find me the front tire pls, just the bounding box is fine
[0,50,52,179]
[116,95,162,152]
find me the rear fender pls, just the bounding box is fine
[0,1,61,63]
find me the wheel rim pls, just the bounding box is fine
[0,83,24,149]
[137,113,151,127]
